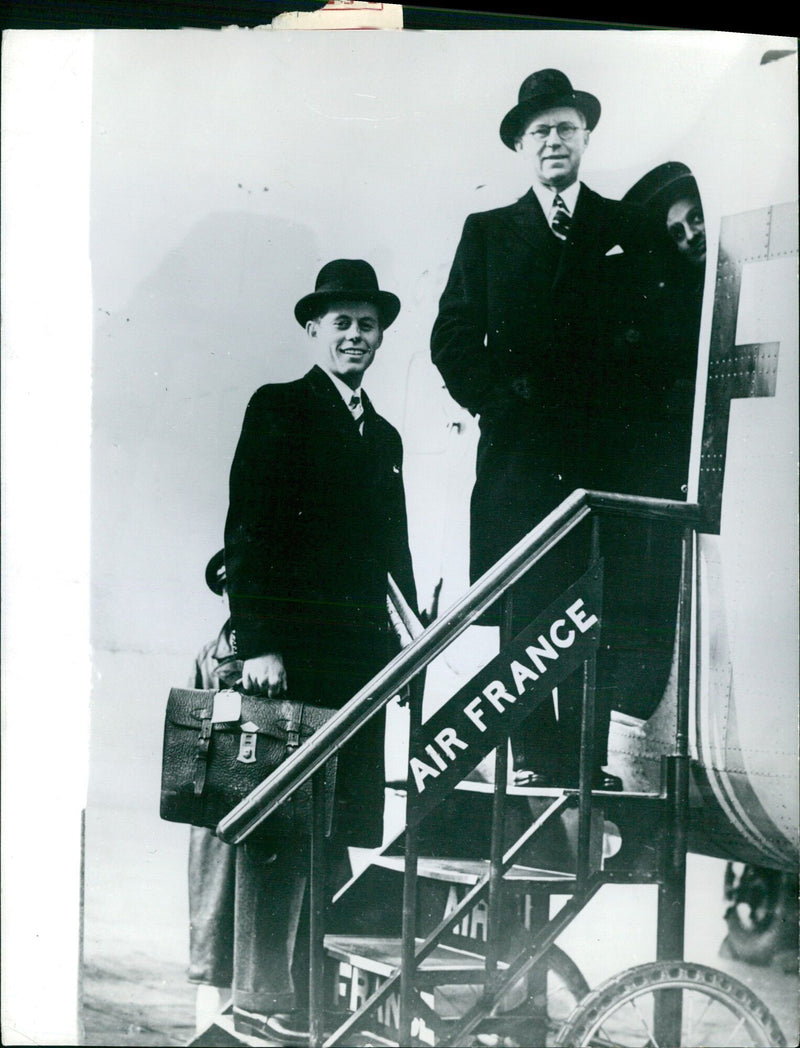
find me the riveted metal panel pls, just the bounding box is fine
[698,204,797,532]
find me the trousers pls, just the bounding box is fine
[188,826,351,1014]
[188,826,236,988]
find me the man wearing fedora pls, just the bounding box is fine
[431,69,678,791]
[632,161,706,270]
[621,160,705,485]
[223,258,417,1044]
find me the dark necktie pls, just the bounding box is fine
[348,393,364,434]
[550,193,572,240]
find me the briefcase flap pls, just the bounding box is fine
[161,687,338,839]
[165,687,333,741]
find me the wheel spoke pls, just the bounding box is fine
[727,1015,748,1046]
[588,1032,623,1048]
[687,988,714,1043]
[631,996,661,1048]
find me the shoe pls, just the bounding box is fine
[233,1007,310,1045]
[513,767,623,791]
[564,768,624,791]
[233,1007,270,1040]
[512,768,564,788]
[592,769,623,792]
[263,1011,311,1046]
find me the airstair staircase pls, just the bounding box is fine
[190,490,698,1047]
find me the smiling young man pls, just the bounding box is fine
[223,259,417,1044]
[307,299,383,394]
[431,69,682,793]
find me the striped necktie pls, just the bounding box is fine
[550,193,572,240]
[348,393,364,434]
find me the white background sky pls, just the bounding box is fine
[86,27,796,656]
[1,24,797,1045]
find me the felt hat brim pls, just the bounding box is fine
[205,550,226,597]
[500,88,601,149]
[623,162,700,219]
[294,288,401,329]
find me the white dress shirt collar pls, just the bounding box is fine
[322,367,362,407]
[530,179,581,218]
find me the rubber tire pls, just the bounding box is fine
[724,863,799,967]
[552,960,787,1047]
[474,945,591,1047]
[516,944,590,1019]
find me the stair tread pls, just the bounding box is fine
[370,854,575,885]
[455,780,660,798]
[205,1011,274,1046]
[324,934,500,977]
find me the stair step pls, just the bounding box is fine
[369,854,575,886]
[192,1010,270,1046]
[455,780,661,799]
[324,934,500,978]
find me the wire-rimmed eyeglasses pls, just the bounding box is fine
[524,122,584,142]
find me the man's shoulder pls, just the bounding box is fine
[463,194,534,227]
[246,373,312,410]
[579,184,664,251]
[581,183,656,223]
[194,635,218,667]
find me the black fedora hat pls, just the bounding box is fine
[205,549,226,597]
[294,259,401,328]
[623,161,700,220]
[500,68,601,150]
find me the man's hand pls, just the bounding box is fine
[241,653,287,698]
[419,577,443,628]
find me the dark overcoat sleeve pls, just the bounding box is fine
[382,425,418,617]
[430,214,496,417]
[188,648,207,691]
[224,385,302,661]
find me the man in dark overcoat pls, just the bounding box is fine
[431,69,694,790]
[619,161,705,512]
[224,259,417,1044]
[186,551,240,1032]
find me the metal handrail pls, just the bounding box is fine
[216,489,700,844]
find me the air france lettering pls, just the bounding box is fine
[409,598,598,794]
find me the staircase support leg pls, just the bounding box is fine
[485,595,514,994]
[399,819,419,1045]
[485,735,508,996]
[576,528,601,890]
[576,653,597,891]
[524,893,550,1048]
[309,769,327,1048]
[654,526,693,1044]
[400,674,424,1045]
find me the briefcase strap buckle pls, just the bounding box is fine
[193,713,213,796]
[284,704,305,754]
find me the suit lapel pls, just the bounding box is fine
[359,388,378,440]
[502,188,552,250]
[552,184,605,288]
[305,365,364,445]
[304,366,389,496]
[363,391,406,522]
[354,388,390,482]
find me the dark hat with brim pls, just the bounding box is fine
[500,68,601,150]
[205,549,226,597]
[623,161,700,220]
[294,258,401,328]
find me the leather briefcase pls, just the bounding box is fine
[160,686,338,840]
